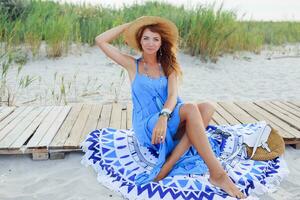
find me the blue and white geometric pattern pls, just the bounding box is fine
[81,124,289,200]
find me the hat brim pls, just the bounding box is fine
[123,16,178,51]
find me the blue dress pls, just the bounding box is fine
[131,57,219,185]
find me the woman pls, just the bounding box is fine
[95,16,245,199]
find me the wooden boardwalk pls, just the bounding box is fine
[0,101,300,160]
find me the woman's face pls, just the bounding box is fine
[140,28,162,55]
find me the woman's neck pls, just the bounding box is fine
[142,53,157,65]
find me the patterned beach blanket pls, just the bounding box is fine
[81,123,289,200]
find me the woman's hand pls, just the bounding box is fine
[151,116,168,144]
[95,22,131,45]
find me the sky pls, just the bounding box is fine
[54,0,300,21]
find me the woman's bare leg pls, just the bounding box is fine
[173,102,215,140]
[155,103,245,198]
[155,102,214,180]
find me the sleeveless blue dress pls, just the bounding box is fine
[131,57,219,185]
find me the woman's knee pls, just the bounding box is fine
[180,103,199,118]
[197,102,216,115]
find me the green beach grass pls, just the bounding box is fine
[1,0,300,61]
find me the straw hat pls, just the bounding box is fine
[123,16,179,51]
[246,127,285,161]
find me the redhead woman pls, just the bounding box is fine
[94,16,245,199]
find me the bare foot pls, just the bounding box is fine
[209,172,246,199]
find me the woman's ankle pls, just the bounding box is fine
[209,168,227,179]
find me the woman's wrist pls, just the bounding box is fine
[159,108,171,120]
[122,22,131,31]
[159,114,169,122]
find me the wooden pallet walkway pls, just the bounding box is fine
[0,101,300,160]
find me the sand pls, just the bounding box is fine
[1,44,300,199]
[3,43,300,106]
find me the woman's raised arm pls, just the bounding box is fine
[95,23,135,74]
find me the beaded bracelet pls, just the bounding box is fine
[159,111,170,119]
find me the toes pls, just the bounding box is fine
[235,191,246,199]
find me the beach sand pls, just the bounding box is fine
[1,44,300,199]
[4,43,300,106]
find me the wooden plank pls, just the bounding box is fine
[121,108,127,129]
[126,103,133,129]
[0,107,44,148]
[49,148,81,153]
[10,106,53,149]
[265,101,300,122]
[0,107,27,131]
[64,104,92,148]
[236,102,297,138]
[0,106,35,142]
[211,102,240,125]
[0,148,32,154]
[212,111,229,125]
[269,101,300,119]
[97,104,112,129]
[0,147,80,155]
[110,103,122,129]
[79,104,102,144]
[219,102,257,124]
[50,104,83,149]
[289,101,300,108]
[236,102,298,139]
[38,106,71,147]
[0,107,15,122]
[281,101,300,113]
[284,140,300,145]
[26,106,64,148]
[255,102,300,131]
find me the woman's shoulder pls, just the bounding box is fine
[118,54,135,72]
[123,55,140,82]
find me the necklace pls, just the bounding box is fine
[142,58,164,79]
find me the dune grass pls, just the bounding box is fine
[1,0,300,61]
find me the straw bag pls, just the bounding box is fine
[246,127,285,161]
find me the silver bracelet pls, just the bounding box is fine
[161,108,172,115]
